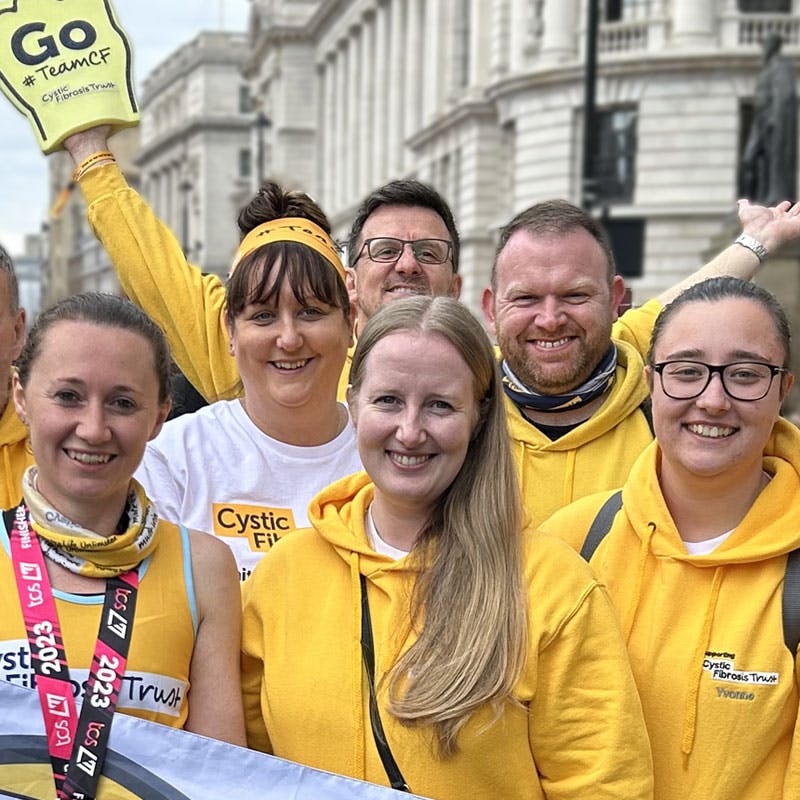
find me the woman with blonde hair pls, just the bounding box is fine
[242,295,653,800]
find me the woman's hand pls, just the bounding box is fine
[62,125,114,166]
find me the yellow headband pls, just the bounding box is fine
[230,217,346,282]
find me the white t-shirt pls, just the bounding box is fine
[136,399,363,581]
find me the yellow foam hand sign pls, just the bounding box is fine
[0,0,138,153]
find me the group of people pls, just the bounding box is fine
[2,114,800,800]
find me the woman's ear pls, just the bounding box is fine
[644,364,654,392]
[346,385,358,427]
[780,371,795,401]
[11,372,27,425]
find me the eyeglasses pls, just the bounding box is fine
[652,360,788,401]
[356,237,453,265]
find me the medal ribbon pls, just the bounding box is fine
[8,504,139,800]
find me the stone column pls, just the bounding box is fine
[359,13,375,195]
[321,55,336,210]
[347,28,361,199]
[387,0,406,176]
[671,0,714,49]
[403,0,422,172]
[508,0,528,73]
[373,1,389,182]
[539,0,579,65]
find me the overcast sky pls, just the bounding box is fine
[0,0,251,255]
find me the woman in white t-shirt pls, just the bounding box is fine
[132,182,362,580]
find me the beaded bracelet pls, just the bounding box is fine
[71,151,116,183]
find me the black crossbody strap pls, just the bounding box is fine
[359,574,410,793]
[782,548,800,657]
[580,490,623,562]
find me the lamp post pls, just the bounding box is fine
[581,0,600,210]
[255,111,271,184]
[179,179,193,257]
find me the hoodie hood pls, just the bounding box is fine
[506,337,655,526]
[0,399,31,508]
[622,417,800,566]
[307,471,422,575]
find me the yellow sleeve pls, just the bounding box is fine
[529,581,654,800]
[611,298,662,358]
[240,570,273,754]
[77,162,240,402]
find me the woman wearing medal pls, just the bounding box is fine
[0,293,245,799]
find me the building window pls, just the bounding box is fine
[603,0,652,22]
[738,1,791,11]
[589,107,637,205]
[239,148,252,179]
[239,85,252,114]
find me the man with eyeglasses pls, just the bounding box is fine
[344,179,462,338]
[481,198,800,527]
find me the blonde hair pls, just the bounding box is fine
[349,296,527,756]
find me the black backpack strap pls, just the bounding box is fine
[782,548,800,657]
[580,490,623,562]
[639,396,654,435]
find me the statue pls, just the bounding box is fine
[743,33,798,205]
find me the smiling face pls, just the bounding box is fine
[227,261,353,424]
[648,297,791,488]
[482,227,625,394]
[12,320,170,531]
[348,205,462,328]
[348,330,478,523]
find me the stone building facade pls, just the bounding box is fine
[245,0,800,310]
[137,30,254,275]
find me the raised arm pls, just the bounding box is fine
[62,127,239,402]
[655,199,800,306]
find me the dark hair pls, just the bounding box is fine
[0,243,19,311]
[346,180,460,272]
[16,293,172,404]
[648,276,792,368]
[491,199,616,287]
[226,181,349,328]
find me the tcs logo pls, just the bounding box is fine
[11,20,97,67]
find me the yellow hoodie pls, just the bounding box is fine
[540,419,800,800]
[509,300,660,527]
[0,399,32,508]
[241,471,653,800]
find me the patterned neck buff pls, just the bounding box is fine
[21,467,159,578]
[501,344,618,413]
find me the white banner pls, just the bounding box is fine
[0,681,425,799]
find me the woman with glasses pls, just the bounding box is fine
[61,128,362,582]
[541,276,800,800]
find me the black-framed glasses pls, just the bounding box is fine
[356,237,453,265]
[652,360,788,401]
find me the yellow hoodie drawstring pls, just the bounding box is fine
[350,552,367,779]
[562,449,578,510]
[622,522,656,642]
[681,566,724,757]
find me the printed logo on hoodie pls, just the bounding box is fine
[212,503,296,551]
[704,650,779,699]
